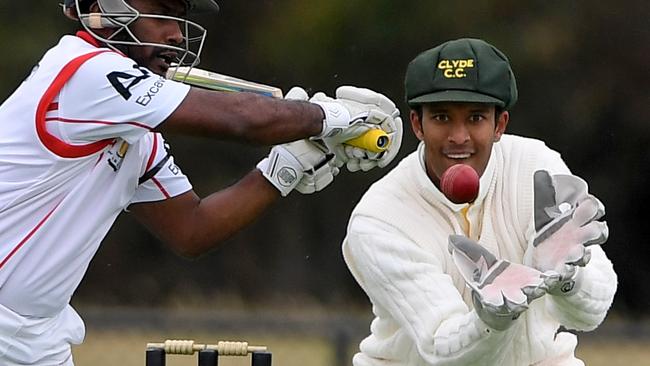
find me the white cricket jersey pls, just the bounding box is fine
[343,137,617,366]
[0,32,192,318]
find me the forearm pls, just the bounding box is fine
[188,170,280,253]
[160,88,324,144]
[131,169,280,257]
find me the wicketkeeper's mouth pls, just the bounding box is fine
[445,152,473,159]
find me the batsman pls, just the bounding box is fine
[0,0,403,364]
[342,38,617,365]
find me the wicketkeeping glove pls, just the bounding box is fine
[524,170,609,295]
[309,86,403,171]
[449,235,546,331]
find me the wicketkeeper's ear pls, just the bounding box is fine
[410,110,424,141]
[494,111,509,142]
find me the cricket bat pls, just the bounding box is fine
[167,67,390,153]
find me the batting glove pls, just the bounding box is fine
[257,86,340,196]
[449,235,546,331]
[309,86,403,171]
[257,140,339,196]
[333,86,403,172]
[284,86,310,102]
[524,171,609,296]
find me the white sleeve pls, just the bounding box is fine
[130,133,192,204]
[545,246,618,331]
[343,215,517,365]
[537,143,572,176]
[56,52,190,144]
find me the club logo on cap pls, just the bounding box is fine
[437,59,475,79]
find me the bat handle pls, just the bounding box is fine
[344,129,390,153]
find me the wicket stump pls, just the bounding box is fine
[145,339,272,366]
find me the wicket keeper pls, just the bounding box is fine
[343,38,617,366]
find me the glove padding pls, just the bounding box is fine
[257,87,339,196]
[257,139,338,196]
[525,171,609,295]
[285,86,309,101]
[449,235,546,330]
[309,86,403,172]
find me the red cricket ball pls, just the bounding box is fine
[440,164,480,204]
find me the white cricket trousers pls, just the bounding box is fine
[0,303,85,365]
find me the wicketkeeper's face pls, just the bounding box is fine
[410,102,509,188]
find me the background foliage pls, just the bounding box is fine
[1,0,648,316]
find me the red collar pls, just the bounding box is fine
[76,31,101,48]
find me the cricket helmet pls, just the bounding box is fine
[63,0,219,14]
[62,0,219,69]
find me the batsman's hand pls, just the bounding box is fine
[525,171,609,296]
[449,235,546,331]
[284,86,310,101]
[309,86,403,171]
[257,86,340,196]
[257,140,339,196]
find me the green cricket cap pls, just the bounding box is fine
[405,38,518,110]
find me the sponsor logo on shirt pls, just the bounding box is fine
[168,160,180,175]
[107,65,168,107]
[107,65,151,100]
[107,140,130,171]
[135,77,167,107]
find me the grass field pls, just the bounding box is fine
[73,330,334,366]
[72,330,650,366]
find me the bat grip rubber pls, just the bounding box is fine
[344,129,390,153]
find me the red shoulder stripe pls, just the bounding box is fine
[36,50,114,158]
